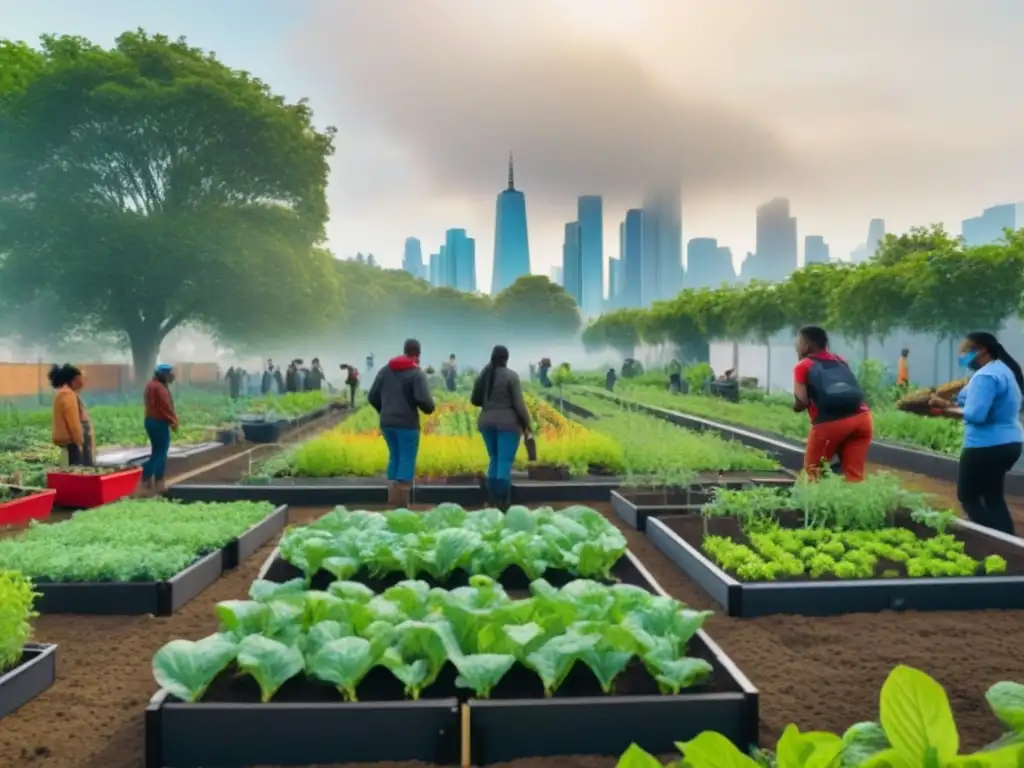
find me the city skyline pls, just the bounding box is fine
[6,1,1022,292]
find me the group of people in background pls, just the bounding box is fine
[48,362,179,494]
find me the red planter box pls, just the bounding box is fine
[46,467,143,509]
[0,489,57,526]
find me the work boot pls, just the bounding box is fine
[395,482,413,510]
[135,477,154,498]
[386,481,399,506]
[154,479,167,496]
[492,480,510,512]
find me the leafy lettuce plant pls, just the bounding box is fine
[0,569,38,669]
[152,575,713,703]
[615,665,1024,768]
[278,504,628,585]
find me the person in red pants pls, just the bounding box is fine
[792,326,873,481]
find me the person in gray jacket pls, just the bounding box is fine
[367,338,436,507]
[471,344,533,509]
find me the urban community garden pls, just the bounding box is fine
[3,374,1024,768]
[2,25,1024,768]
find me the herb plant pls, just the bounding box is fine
[153,575,714,702]
[0,499,274,582]
[0,570,38,670]
[615,665,1024,767]
[278,504,628,583]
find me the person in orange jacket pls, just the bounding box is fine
[140,363,179,495]
[897,348,910,388]
[49,363,95,466]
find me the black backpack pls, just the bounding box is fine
[807,358,864,421]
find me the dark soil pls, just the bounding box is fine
[260,549,652,593]
[3,498,1024,767]
[663,510,1024,580]
[617,471,796,507]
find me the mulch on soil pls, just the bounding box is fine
[2,499,1023,768]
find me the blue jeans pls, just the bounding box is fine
[142,417,172,481]
[481,428,520,482]
[382,427,420,482]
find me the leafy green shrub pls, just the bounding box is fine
[682,363,714,394]
[621,358,644,378]
[154,575,713,702]
[0,570,38,669]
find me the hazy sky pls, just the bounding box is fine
[3,0,1023,290]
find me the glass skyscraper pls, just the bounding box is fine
[491,154,531,294]
[577,195,603,317]
[562,221,581,307]
[641,189,683,305]
[402,237,424,279]
[444,229,477,293]
[621,208,643,308]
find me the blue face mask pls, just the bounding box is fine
[958,350,979,370]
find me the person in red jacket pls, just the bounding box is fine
[793,326,873,481]
[140,363,179,495]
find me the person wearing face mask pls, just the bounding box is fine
[929,332,1024,535]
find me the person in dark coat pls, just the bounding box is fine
[605,368,617,392]
[443,354,458,392]
[273,367,285,393]
[308,358,325,391]
[367,339,435,508]
[285,361,299,393]
[340,364,360,407]
[538,358,552,388]
[261,365,274,395]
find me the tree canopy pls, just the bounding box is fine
[0,31,339,377]
[583,233,1024,360]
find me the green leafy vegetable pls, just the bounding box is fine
[278,504,628,584]
[236,635,304,703]
[0,569,38,669]
[152,634,238,702]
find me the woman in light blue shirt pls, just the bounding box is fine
[930,331,1024,535]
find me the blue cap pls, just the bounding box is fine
[155,363,174,373]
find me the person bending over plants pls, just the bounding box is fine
[792,325,873,481]
[367,338,435,508]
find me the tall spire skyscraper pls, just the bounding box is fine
[491,153,531,295]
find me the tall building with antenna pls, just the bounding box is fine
[490,153,531,295]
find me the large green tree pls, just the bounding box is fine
[0,31,339,378]
[493,276,581,341]
[827,261,911,360]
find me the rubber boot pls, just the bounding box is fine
[153,479,167,496]
[386,481,399,506]
[135,477,154,498]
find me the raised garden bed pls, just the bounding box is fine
[46,466,142,508]
[146,553,757,767]
[1,501,287,616]
[0,487,57,527]
[611,472,795,531]
[169,479,629,506]
[0,643,58,720]
[648,512,1024,617]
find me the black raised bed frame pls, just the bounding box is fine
[0,643,57,720]
[647,513,1024,617]
[33,504,287,615]
[145,546,758,767]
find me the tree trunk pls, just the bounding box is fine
[765,343,772,393]
[933,339,941,387]
[948,336,955,381]
[862,335,870,361]
[732,341,740,378]
[129,328,163,385]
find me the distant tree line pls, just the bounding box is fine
[583,225,1024,365]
